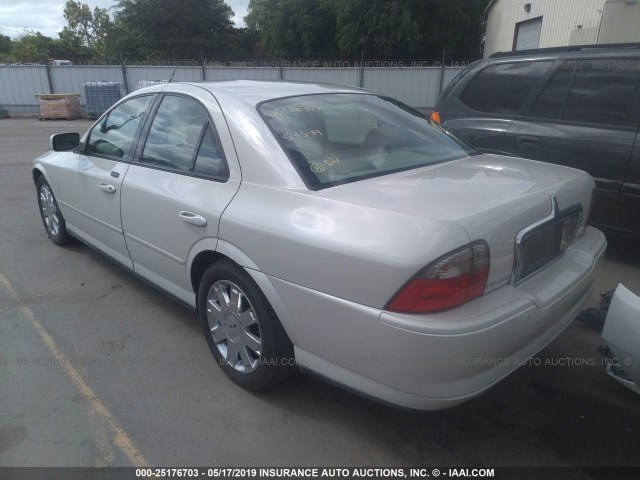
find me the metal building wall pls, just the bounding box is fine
[484,0,606,57]
[363,67,443,108]
[50,66,123,111]
[282,67,360,87]
[598,0,640,44]
[205,68,279,81]
[126,66,202,91]
[0,65,466,115]
[0,66,50,115]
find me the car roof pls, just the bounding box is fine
[488,43,640,60]
[165,80,369,107]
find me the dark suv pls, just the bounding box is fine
[432,44,640,240]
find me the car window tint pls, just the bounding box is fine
[460,61,552,114]
[563,60,640,126]
[86,96,152,160]
[259,93,476,190]
[141,95,207,172]
[532,64,575,119]
[193,125,229,179]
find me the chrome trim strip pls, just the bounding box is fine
[59,200,123,234]
[512,196,583,285]
[512,196,557,285]
[124,232,185,265]
[515,196,558,246]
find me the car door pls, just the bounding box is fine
[120,87,241,306]
[55,95,155,267]
[441,60,554,154]
[502,59,640,230]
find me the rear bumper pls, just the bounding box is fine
[269,227,606,410]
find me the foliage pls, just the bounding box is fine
[60,1,114,60]
[245,0,337,56]
[4,0,488,64]
[247,0,489,58]
[10,30,59,64]
[113,0,235,59]
[0,34,11,55]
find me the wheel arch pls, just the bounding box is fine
[189,242,295,343]
[190,249,226,297]
[32,166,46,186]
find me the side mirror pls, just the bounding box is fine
[50,132,80,152]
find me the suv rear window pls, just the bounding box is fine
[460,61,552,114]
[259,94,475,190]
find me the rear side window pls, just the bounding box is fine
[141,95,207,172]
[563,60,640,126]
[193,126,228,179]
[460,61,552,114]
[138,95,229,180]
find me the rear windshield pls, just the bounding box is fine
[258,93,475,190]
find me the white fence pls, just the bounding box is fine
[0,64,466,115]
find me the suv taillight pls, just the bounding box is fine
[386,241,490,314]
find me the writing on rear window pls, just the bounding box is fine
[283,130,324,141]
[271,104,321,117]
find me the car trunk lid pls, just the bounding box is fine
[318,153,594,294]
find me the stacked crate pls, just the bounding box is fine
[35,94,81,120]
[84,82,126,119]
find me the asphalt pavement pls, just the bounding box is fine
[1,118,640,473]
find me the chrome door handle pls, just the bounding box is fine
[178,211,207,227]
[98,182,116,193]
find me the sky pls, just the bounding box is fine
[0,0,250,39]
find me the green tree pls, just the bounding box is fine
[334,0,421,56]
[60,0,114,60]
[11,30,55,63]
[114,0,234,59]
[0,34,11,54]
[245,0,337,56]
[247,0,488,58]
[412,0,488,55]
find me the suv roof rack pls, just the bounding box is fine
[489,43,640,58]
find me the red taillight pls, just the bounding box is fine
[429,111,442,124]
[386,242,490,314]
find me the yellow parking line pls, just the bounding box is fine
[0,272,150,467]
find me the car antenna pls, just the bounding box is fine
[169,68,177,83]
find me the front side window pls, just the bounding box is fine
[460,61,552,114]
[259,94,476,190]
[86,95,153,160]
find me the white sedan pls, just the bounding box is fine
[33,81,606,409]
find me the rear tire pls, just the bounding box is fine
[198,260,296,390]
[36,176,74,246]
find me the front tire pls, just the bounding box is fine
[198,260,296,390]
[36,176,74,246]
